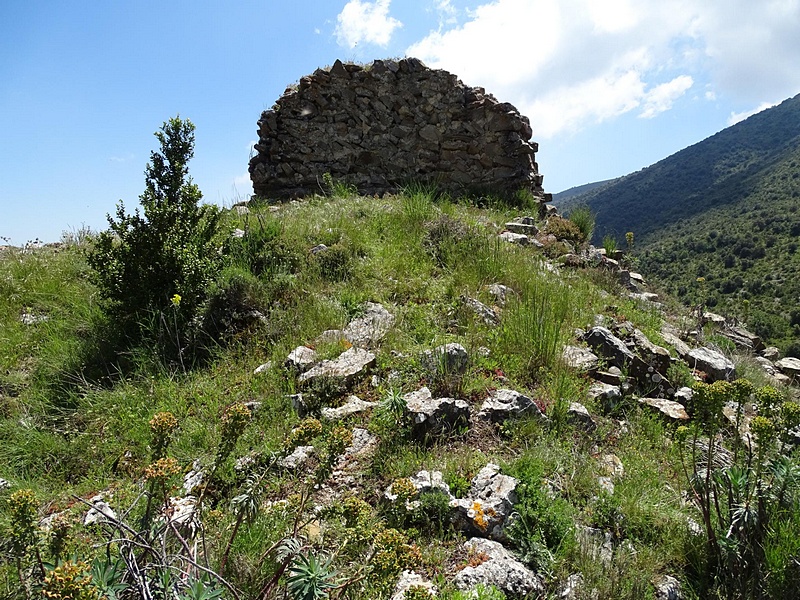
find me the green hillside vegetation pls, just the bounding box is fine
[560,93,800,245]
[2,117,800,600]
[639,142,800,354]
[560,94,800,354]
[552,179,617,204]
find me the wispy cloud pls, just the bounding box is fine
[335,0,402,48]
[406,0,800,138]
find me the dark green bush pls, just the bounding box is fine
[545,216,586,244]
[87,117,221,346]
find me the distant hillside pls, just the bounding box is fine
[552,179,617,204]
[564,93,800,244]
[563,93,800,352]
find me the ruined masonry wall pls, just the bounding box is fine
[249,58,545,199]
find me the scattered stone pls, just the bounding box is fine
[499,231,529,245]
[486,283,512,307]
[477,389,544,424]
[343,427,378,458]
[703,311,726,326]
[562,345,599,372]
[421,343,469,376]
[285,346,318,372]
[754,356,777,375]
[298,347,376,387]
[762,346,781,361]
[253,361,273,374]
[232,228,246,238]
[454,538,545,597]
[408,470,454,500]
[674,387,693,406]
[451,463,519,541]
[776,357,800,379]
[660,330,691,359]
[720,326,764,352]
[631,329,671,375]
[183,460,205,494]
[461,295,500,326]
[557,574,586,600]
[0,478,10,491]
[599,454,625,478]
[584,327,635,368]
[288,393,307,416]
[84,495,117,526]
[593,370,622,386]
[598,477,615,495]
[280,445,316,470]
[638,398,689,421]
[404,387,470,438]
[391,571,437,600]
[309,243,328,255]
[505,220,539,236]
[568,402,597,432]
[343,302,395,348]
[163,496,200,537]
[686,347,736,382]
[654,575,683,600]
[629,292,660,303]
[587,382,622,404]
[321,395,378,420]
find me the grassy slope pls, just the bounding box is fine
[0,191,792,599]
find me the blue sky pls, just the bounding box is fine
[2,0,800,244]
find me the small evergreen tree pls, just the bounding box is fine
[88,116,221,344]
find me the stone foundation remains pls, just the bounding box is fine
[249,58,546,199]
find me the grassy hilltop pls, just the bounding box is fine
[2,119,800,600]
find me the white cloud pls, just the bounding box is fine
[727,101,778,126]
[406,0,800,138]
[639,75,694,119]
[335,0,402,48]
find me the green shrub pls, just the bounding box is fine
[87,117,221,347]
[545,216,585,244]
[568,205,595,242]
[602,234,618,256]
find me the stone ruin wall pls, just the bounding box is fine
[249,58,547,199]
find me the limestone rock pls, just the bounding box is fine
[638,398,689,421]
[298,347,375,387]
[408,470,455,500]
[280,445,316,470]
[486,283,512,307]
[404,387,470,437]
[391,571,437,600]
[568,402,597,432]
[674,387,693,406]
[686,347,736,382]
[477,389,544,424]
[461,295,500,326]
[422,343,469,376]
[587,382,621,403]
[584,327,635,368]
[253,361,273,374]
[654,575,683,600]
[576,525,613,566]
[343,302,395,348]
[762,346,781,361]
[631,329,671,375]
[84,495,117,526]
[720,326,764,352]
[499,231,529,245]
[285,346,318,372]
[562,345,599,372]
[321,395,378,420]
[451,464,519,541]
[454,538,545,597]
[661,330,691,359]
[776,357,800,378]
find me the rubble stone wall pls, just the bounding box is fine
[249,58,545,199]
